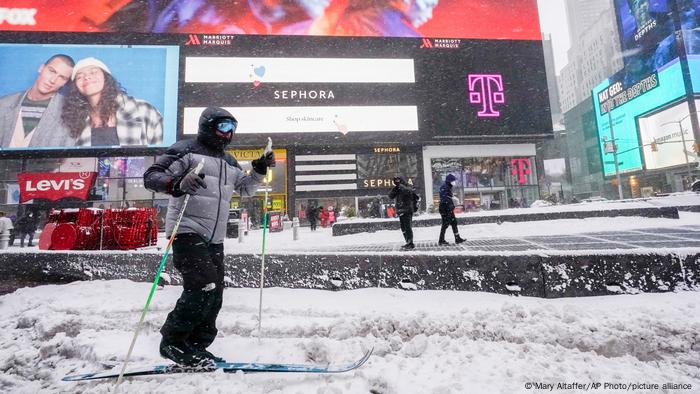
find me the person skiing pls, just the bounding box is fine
[388,175,418,250]
[438,174,465,246]
[144,106,274,367]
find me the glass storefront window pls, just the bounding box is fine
[431,156,539,210]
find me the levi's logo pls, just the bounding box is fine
[25,178,85,192]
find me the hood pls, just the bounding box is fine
[197,107,236,150]
[393,176,406,186]
[445,174,457,183]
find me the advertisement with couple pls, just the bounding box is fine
[0,43,178,151]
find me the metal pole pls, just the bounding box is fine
[679,122,693,182]
[609,112,624,200]
[257,178,270,339]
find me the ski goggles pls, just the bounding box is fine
[214,118,238,134]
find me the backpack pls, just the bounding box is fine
[411,191,421,213]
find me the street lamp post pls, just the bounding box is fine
[660,112,698,184]
[607,112,624,200]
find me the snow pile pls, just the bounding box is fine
[1,281,699,393]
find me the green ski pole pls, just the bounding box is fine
[116,160,204,389]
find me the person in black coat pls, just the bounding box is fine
[305,203,318,231]
[438,174,465,245]
[15,211,39,247]
[388,176,418,250]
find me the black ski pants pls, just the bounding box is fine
[439,211,459,242]
[160,233,225,350]
[399,212,413,244]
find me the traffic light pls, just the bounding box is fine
[650,140,658,152]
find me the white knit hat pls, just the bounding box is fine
[71,57,111,80]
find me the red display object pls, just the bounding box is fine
[39,208,158,250]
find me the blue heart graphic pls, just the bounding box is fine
[254,66,266,77]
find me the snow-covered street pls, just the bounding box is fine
[1,280,698,393]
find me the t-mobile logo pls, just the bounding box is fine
[510,158,531,184]
[467,74,505,117]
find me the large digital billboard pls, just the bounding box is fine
[0,31,549,153]
[0,0,541,40]
[637,99,700,170]
[592,59,689,176]
[177,34,551,146]
[0,42,179,152]
[679,0,700,56]
[613,0,677,84]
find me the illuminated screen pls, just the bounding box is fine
[178,34,551,146]
[691,56,700,93]
[613,0,677,85]
[637,99,700,170]
[592,59,688,176]
[679,0,700,56]
[0,42,179,151]
[0,0,541,40]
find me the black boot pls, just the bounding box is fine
[438,239,449,246]
[401,242,415,250]
[455,236,466,244]
[160,340,216,368]
[190,343,226,363]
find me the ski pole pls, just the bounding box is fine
[257,138,272,339]
[116,160,205,389]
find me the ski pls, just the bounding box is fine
[63,348,372,381]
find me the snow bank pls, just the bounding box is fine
[0,281,698,393]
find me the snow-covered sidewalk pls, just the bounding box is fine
[1,280,698,393]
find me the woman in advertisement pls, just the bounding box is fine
[61,57,163,147]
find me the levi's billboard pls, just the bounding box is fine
[0,0,541,40]
[17,172,96,202]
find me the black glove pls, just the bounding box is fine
[251,151,276,175]
[174,170,206,195]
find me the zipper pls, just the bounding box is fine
[209,158,223,244]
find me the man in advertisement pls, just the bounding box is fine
[144,106,274,367]
[0,54,75,148]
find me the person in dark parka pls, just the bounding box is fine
[144,107,273,367]
[388,176,418,250]
[438,173,465,246]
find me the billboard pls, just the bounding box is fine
[0,0,542,40]
[637,99,700,170]
[679,0,700,56]
[178,34,551,146]
[0,31,548,152]
[592,59,689,176]
[0,42,179,151]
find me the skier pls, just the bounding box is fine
[144,107,274,367]
[438,174,465,246]
[388,176,418,250]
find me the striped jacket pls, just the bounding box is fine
[76,94,163,147]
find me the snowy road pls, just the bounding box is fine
[1,281,698,393]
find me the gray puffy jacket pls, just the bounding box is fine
[144,138,264,244]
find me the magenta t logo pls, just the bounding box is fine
[468,74,505,117]
[510,158,531,184]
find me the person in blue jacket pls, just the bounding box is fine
[438,173,465,246]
